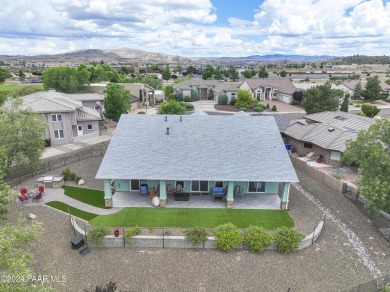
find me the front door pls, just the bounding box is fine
[77,125,83,136]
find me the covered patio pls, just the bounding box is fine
[112,192,281,209]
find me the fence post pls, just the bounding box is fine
[355,191,359,204]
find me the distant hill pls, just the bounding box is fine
[337,55,390,65]
[241,54,338,62]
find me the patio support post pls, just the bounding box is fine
[104,179,113,207]
[226,181,234,209]
[159,180,167,208]
[281,182,290,210]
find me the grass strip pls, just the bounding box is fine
[45,201,98,221]
[62,185,107,209]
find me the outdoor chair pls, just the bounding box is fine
[38,185,45,196]
[166,184,173,196]
[176,184,183,193]
[234,185,244,198]
[20,188,28,196]
[17,195,28,204]
[140,184,148,196]
[32,193,43,203]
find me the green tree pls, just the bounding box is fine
[162,65,171,82]
[42,65,90,93]
[243,70,252,79]
[361,104,380,118]
[88,64,124,83]
[280,70,287,78]
[18,69,26,81]
[202,65,214,80]
[361,76,381,102]
[236,89,254,109]
[104,83,131,122]
[340,95,349,112]
[258,69,269,79]
[343,119,390,213]
[0,98,46,171]
[157,99,186,115]
[144,75,163,90]
[229,68,239,81]
[0,67,12,82]
[301,82,341,114]
[352,81,362,100]
[163,84,174,97]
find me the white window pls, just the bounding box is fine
[330,151,341,161]
[54,129,64,139]
[248,182,265,193]
[191,181,208,192]
[52,114,62,122]
[87,124,93,130]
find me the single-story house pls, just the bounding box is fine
[173,78,239,103]
[95,111,298,209]
[22,91,104,146]
[337,81,390,97]
[239,78,298,104]
[283,111,375,166]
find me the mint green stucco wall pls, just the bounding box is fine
[114,179,130,192]
[265,182,279,194]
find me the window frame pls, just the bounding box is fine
[54,129,64,139]
[51,113,62,122]
[304,142,313,149]
[87,124,93,131]
[191,180,209,192]
[248,181,265,193]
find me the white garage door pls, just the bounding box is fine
[282,95,291,103]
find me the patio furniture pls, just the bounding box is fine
[140,184,148,196]
[173,192,190,201]
[17,195,28,204]
[211,187,225,201]
[38,185,45,196]
[33,194,43,203]
[166,184,173,196]
[234,185,244,198]
[20,188,28,196]
[176,184,183,193]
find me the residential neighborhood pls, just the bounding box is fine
[1,1,390,292]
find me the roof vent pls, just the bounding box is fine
[328,127,335,132]
[166,127,170,135]
[165,116,168,122]
[180,116,182,122]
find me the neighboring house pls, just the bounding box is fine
[239,78,298,104]
[22,91,104,146]
[173,78,239,103]
[337,81,390,97]
[96,111,298,209]
[87,83,164,109]
[283,111,375,166]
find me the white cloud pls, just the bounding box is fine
[0,0,389,57]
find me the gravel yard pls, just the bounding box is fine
[6,157,390,291]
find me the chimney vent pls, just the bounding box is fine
[166,127,170,135]
[165,116,168,122]
[180,116,182,122]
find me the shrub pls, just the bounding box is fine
[186,227,208,246]
[124,226,140,245]
[175,91,183,101]
[60,168,71,181]
[179,101,194,111]
[273,227,304,253]
[191,89,199,101]
[244,226,272,253]
[257,103,267,110]
[137,111,145,114]
[88,226,110,246]
[217,93,228,105]
[214,223,243,252]
[184,96,192,102]
[254,106,264,112]
[239,108,247,111]
[266,103,270,109]
[230,99,237,106]
[271,105,277,111]
[69,172,76,181]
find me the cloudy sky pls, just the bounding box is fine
[1,0,389,57]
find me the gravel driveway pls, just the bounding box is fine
[6,157,390,291]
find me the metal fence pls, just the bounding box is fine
[5,141,110,186]
[340,274,390,292]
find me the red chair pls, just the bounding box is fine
[17,195,28,204]
[20,188,28,196]
[33,193,43,203]
[38,185,45,196]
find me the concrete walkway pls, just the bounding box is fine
[19,187,122,215]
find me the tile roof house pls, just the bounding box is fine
[96,111,298,209]
[173,78,239,103]
[283,111,375,166]
[22,91,104,146]
[239,77,299,104]
[338,81,390,97]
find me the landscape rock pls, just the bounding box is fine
[151,196,160,207]
[78,179,85,185]
[27,213,36,219]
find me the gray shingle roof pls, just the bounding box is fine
[96,113,298,182]
[284,111,375,152]
[242,78,297,95]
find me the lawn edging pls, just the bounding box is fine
[70,215,324,251]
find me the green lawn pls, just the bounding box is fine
[45,201,98,221]
[62,185,107,209]
[0,83,19,92]
[90,208,294,229]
